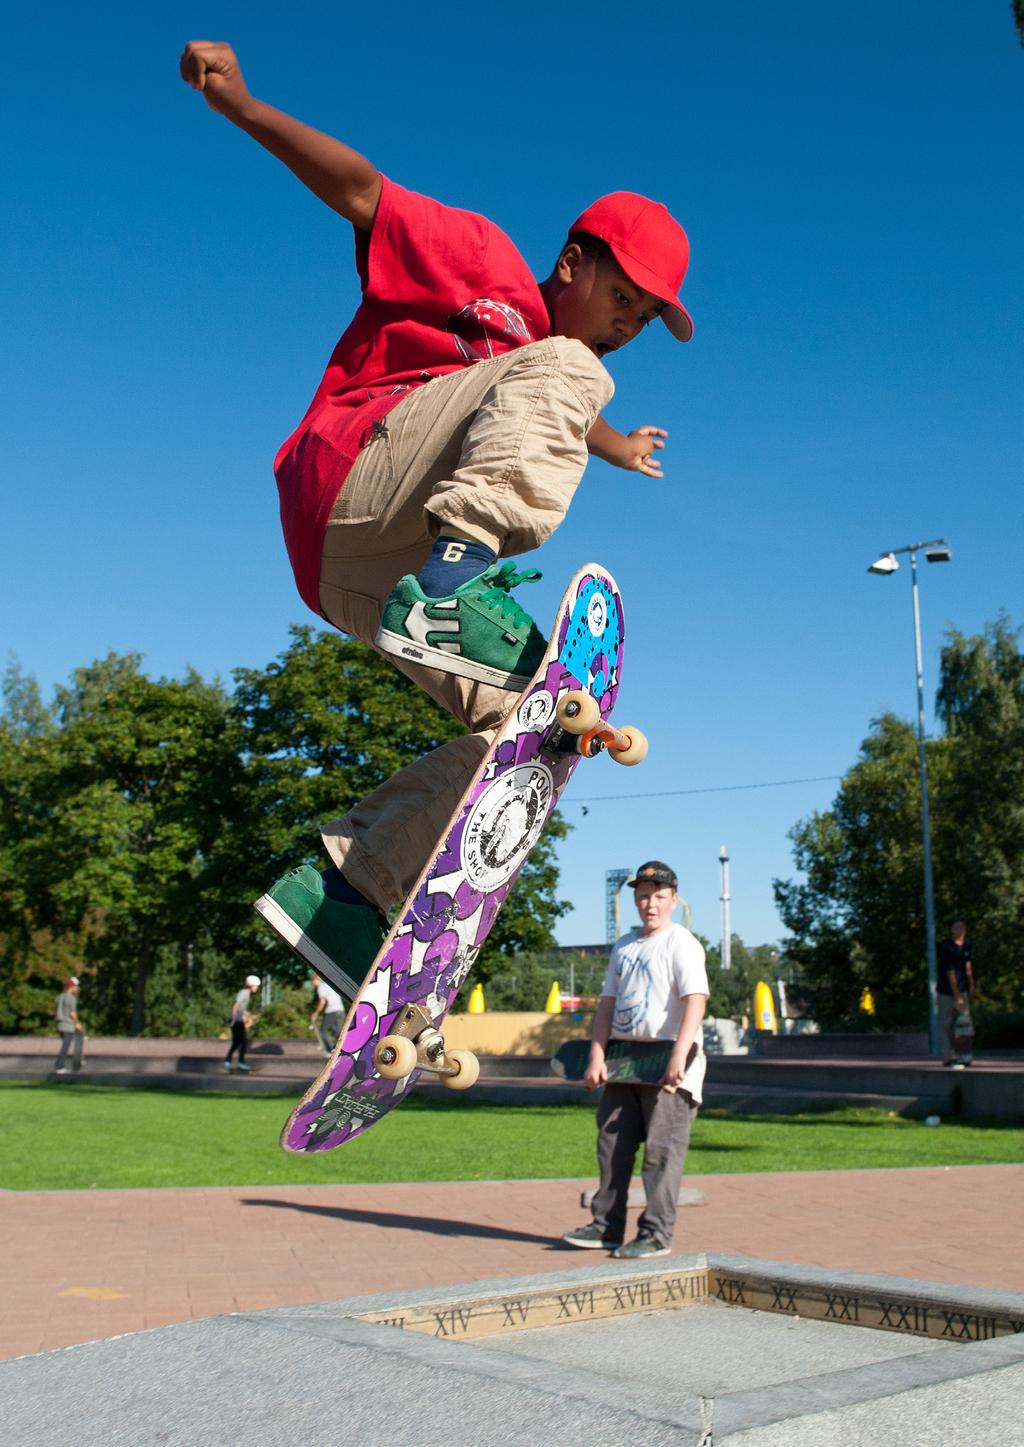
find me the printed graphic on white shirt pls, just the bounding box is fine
[601,923,710,1101]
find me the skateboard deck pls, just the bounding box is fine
[551,1037,678,1087]
[281,563,635,1153]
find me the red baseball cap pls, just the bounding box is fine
[569,192,693,342]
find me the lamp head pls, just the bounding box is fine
[924,543,952,564]
[867,553,899,575]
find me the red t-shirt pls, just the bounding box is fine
[274,177,551,614]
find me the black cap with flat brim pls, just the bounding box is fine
[627,860,678,889]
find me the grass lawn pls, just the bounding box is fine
[2,1082,1022,1192]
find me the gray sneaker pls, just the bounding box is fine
[562,1223,623,1250]
[612,1231,671,1260]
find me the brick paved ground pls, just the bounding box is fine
[1,1163,1019,1361]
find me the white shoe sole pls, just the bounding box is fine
[375,627,534,691]
[253,894,360,1000]
[562,1234,621,1250]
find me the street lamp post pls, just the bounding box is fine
[867,539,951,1056]
[719,845,731,972]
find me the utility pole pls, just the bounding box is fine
[185,943,194,1037]
[719,845,731,972]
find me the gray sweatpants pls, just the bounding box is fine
[590,1082,698,1247]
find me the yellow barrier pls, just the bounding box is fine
[754,980,778,1034]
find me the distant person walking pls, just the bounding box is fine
[309,973,346,1056]
[53,977,85,1074]
[938,918,976,1068]
[225,975,261,1073]
[562,861,709,1258]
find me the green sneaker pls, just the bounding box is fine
[253,865,387,1003]
[375,562,548,690]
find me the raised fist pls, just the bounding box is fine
[179,41,252,118]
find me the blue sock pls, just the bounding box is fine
[416,537,496,597]
[322,866,373,909]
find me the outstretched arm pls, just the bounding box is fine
[179,41,382,231]
[587,417,667,478]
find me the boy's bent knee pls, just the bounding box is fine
[502,337,614,412]
[544,336,615,410]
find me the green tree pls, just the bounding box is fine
[1,630,576,1036]
[934,617,1024,1012]
[774,713,954,1028]
[229,626,464,876]
[0,662,92,1031]
[229,626,571,977]
[774,617,1024,1029]
[704,937,781,1021]
[9,655,242,1035]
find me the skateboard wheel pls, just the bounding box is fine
[374,1035,418,1079]
[610,725,648,766]
[556,689,600,735]
[439,1049,480,1091]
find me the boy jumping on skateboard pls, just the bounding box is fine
[180,41,696,1002]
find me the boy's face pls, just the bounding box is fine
[634,882,677,935]
[550,246,667,358]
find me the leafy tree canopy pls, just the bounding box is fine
[1,632,572,1034]
[774,617,1024,1029]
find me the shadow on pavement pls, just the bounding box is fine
[239,1196,563,1248]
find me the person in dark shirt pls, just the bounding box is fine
[936,918,975,1067]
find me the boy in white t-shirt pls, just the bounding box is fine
[562,860,709,1259]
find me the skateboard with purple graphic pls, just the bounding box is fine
[280,563,646,1154]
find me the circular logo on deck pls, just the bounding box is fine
[587,590,608,636]
[517,690,556,733]
[462,764,555,891]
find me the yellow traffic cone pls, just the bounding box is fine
[544,981,562,1014]
[468,983,485,1014]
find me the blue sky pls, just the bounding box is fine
[3,3,1022,953]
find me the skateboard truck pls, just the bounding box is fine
[373,1004,480,1091]
[552,690,648,765]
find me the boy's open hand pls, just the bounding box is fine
[624,426,667,478]
[179,41,252,118]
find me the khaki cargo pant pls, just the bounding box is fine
[317,336,614,913]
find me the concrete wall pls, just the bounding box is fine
[444,1011,593,1055]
